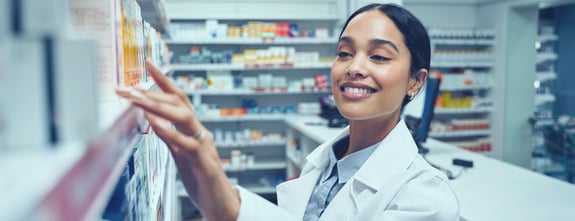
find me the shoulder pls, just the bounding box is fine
[386,155,460,220]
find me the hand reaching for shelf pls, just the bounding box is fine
[116,59,240,221]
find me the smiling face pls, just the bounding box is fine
[331,9,424,123]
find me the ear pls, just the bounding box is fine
[408,68,428,96]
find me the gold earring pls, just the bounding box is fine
[409,91,415,100]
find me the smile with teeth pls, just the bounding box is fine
[341,86,377,94]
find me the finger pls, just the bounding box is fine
[134,87,181,106]
[146,110,204,156]
[146,59,181,94]
[145,112,181,155]
[117,86,192,124]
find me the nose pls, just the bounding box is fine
[346,56,367,78]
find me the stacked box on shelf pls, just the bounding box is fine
[71,0,171,94]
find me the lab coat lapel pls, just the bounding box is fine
[319,120,419,220]
[276,167,322,220]
[277,127,351,220]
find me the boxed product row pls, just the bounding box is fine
[102,133,169,221]
[71,0,171,99]
[171,19,332,40]
[431,119,490,134]
[212,128,284,145]
[446,138,492,153]
[179,46,330,66]
[432,50,494,63]
[428,28,496,40]
[439,70,492,90]
[438,92,492,109]
[176,72,330,92]
[195,101,321,118]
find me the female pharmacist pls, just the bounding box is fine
[117,3,459,221]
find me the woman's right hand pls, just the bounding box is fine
[116,60,240,221]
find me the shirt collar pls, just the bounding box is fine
[320,136,380,184]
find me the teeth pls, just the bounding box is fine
[344,87,373,94]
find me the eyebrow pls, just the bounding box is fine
[339,36,400,53]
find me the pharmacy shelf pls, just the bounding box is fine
[440,85,492,91]
[199,114,299,122]
[286,151,304,169]
[177,181,276,196]
[171,62,332,71]
[536,52,558,64]
[216,139,287,148]
[534,118,555,127]
[163,157,178,221]
[0,103,142,221]
[170,16,340,21]
[190,88,331,96]
[536,71,557,82]
[435,107,492,114]
[430,129,491,138]
[538,34,558,43]
[166,37,338,45]
[535,94,556,106]
[148,146,172,221]
[431,39,495,45]
[1,67,173,221]
[224,161,287,172]
[137,0,169,33]
[431,61,494,68]
[0,143,84,221]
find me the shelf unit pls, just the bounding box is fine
[0,68,176,221]
[428,28,496,155]
[531,10,561,176]
[167,16,339,200]
[0,0,179,219]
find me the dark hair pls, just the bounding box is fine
[339,3,430,107]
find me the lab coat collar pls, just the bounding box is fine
[277,120,419,220]
[276,127,349,219]
[318,119,419,221]
[352,119,418,190]
[305,119,418,190]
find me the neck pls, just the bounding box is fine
[343,113,400,158]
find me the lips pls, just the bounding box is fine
[339,82,378,95]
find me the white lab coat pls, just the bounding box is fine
[236,120,460,221]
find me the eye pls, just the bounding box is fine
[337,51,351,58]
[370,54,391,62]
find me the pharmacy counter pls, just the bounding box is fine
[284,115,575,221]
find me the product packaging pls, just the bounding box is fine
[4,39,51,148]
[0,39,8,149]
[20,0,70,36]
[54,38,99,143]
[0,0,8,39]
[69,0,123,101]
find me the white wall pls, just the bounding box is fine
[404,3,478,28]
[165,0,347,20]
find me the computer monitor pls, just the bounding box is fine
[406,75,441,154]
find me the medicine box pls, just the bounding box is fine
[21,0,70,36]
[54,38,99,143]
[4,39,51,148]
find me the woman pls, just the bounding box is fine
[117,3,459,221]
